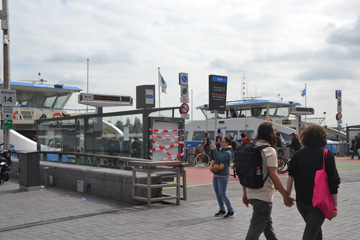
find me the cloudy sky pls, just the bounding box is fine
[6,0,360,127]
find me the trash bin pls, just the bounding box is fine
[18,151,40,191]
[339,143,346,157]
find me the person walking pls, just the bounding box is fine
[287,124,341,240]
[131,137,141,158]
[348,135,358,159]
[242,122,295,240]
[210,137,237,218]
[354,133,360,160]
[287,133,301,157]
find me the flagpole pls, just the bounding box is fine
[305,83,307,127]
[158,67,160,110]
[305,84,307,107]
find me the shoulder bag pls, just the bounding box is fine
[209,160,224,173]
[312,149,335,220]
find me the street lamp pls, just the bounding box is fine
[86,58,89,113]
[323,112,326,126]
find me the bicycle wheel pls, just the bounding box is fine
[196,153,210,167]
[277,157,289,174]
[185,153,196,166]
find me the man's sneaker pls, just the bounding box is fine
[214,210,226,217]
[223,212,235,218]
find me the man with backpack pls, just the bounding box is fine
[237,122,294,240]
[201,132,211,153]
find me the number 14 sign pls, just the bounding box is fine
[0,89,16,106]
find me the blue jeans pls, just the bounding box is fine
[351,148,359,159]
[296,202,325,240]
[246,199,277,240]
[213,176,233,213]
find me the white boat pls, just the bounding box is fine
[0,80,123,152]
[185,98,302,147]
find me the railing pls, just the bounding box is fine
[40,151,187,207]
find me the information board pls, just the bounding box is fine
[208,75,227,110]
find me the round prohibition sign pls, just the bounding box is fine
[180,103,189,114]
[336,112,342,120]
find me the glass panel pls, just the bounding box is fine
[251,106,267,117]
[207,131,215,141]
[203,110,215,119]
[192,131,215,141]
[268,107,277,116]
[192,131,205,141]
[228,108,237,118]
[225,130,238,139]
[217,111,226,119]
[53,94,69,108]
[43,96,57,108]
[275,107,289,117]
[149,110,173,118]
[37,119,76,154]
[100,114,143,159]
[185,131,189,141]
[236,108,251,117]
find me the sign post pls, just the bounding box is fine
[179,73,189,119]
[1,0,11,149]
[335,90,342,141]
[209,75,228,134]
[1,90,16,131]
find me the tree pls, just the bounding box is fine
[115,120,124,130]
[133,117,142,133]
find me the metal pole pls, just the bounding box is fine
[214,110,218,138]
[304,83,307,127]
[191,89,193,121]
[2,0,10,149]
[86,59,89,113]
[158,67,160,109]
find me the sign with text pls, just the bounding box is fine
[179,73,189,103]
[2,105,13,120]
[3,119,13,130]
[209,75,227,110]
[335,90,342,112]
[0,89,16,106]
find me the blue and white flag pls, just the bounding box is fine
[301,88,306,97]
[159,71,167,94]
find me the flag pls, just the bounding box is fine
[301,88,306,97]
[159,71,167,94]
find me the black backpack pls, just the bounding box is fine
[234,143,270,189]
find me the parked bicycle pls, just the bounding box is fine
[185,145,211,167]
[277,146,290,174]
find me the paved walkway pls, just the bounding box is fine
[0,168,359,239]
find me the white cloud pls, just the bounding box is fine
[5,0,360,127]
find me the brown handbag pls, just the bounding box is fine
[209,160,224,173]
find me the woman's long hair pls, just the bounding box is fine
[223,137,238,152]
[254,122,277,149]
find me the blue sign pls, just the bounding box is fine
[212,76,227,83]
[146,94,153,99]
[181,75,188,83]
[209,75,228,110]
[337,91,341,98]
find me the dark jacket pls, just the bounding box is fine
[288,147,341,204]
[210,147,232,176]
[289,138,301,151]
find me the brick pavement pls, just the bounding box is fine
[0,170,359,240]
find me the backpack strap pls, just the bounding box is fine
[257,145,270,182]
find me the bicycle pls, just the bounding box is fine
[277,146,290,174]
[185,145,210,167]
